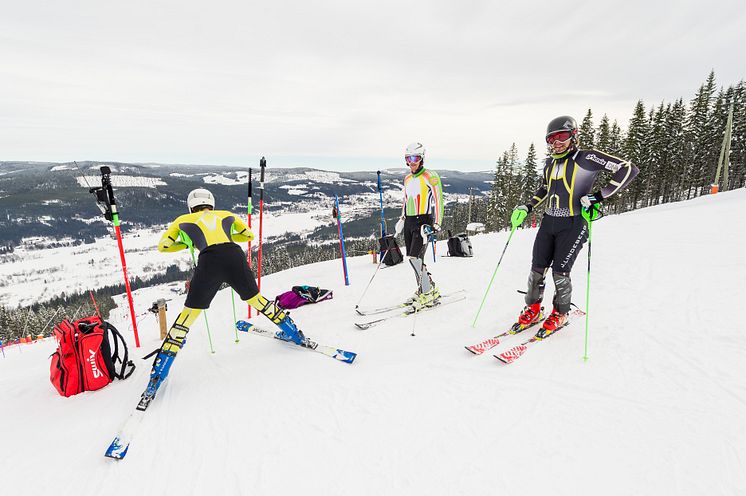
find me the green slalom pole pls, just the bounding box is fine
[181,233,216,354]
[471,226,517,328]
[581,205,600,361]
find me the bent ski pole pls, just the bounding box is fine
[471,226,517,328]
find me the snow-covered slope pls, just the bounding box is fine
[2,190,745,496]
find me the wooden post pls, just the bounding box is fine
[157,299,168,340]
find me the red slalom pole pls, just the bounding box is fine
[257,157,267,292]
[90,166,140,347]
[247,167,253,318]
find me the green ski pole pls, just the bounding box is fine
[471,225,517,328]
[581,204,601,361]
[180,233,215,354]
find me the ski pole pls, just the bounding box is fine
[581,204,601,361]
[471,226,517,328]
[231,289,239,343]
[181,233,215,354]
[354,247,393,309]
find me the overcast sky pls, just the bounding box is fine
[1,0,743,171]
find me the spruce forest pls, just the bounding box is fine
[445,72,745,233]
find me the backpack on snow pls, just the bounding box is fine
[275,285,333,310]
[378,234,403,266]
[447,230,473,257]
[50,316,135,397]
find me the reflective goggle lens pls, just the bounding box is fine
[546,131,572,144]
[405,155,422,164]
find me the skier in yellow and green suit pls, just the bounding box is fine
[137,188,305,411]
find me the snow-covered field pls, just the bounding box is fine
[0,209,334,308]
[2,190,745,495]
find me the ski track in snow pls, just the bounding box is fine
[2,190,746,495]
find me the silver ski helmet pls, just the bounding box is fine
[405,142,425,166]
[187,188,215,212]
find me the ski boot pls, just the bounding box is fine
[412,286,441,311]
[138,350,176,410]
[535,308,568,340]
[404,290,421,306]
[510,303,544,334]
[275,314,307,345]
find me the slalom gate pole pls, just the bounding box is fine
[257,158,266,292]
[247,167,253,319]
[0,338,5,358]
[581,205,601,361]
[182,233,215,354]
[334,195,350,286]
[471,226,517,328]
[89,290,102,319]
[89,166,140,347]
[377,171,386,258]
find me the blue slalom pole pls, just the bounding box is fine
[0,339,5,358]
[377,171,386,249]
[334,195,350,286]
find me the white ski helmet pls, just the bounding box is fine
[187,188,215,212]
[405,142,426,158]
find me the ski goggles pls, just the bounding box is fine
[546,131,573,144]
[405,155,423,164]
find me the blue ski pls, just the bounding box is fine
[236,320,357,364]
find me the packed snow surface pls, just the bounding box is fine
[2,190,746,495]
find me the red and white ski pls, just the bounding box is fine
[494,308,586,364]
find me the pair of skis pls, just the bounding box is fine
[354,290,467,329]
[466,308,586,364]
[104,321,356,460]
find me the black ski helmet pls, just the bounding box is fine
[546,115,578,141]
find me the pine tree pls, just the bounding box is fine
[596,114,611,151]
[623,100,650,209]
[521,143,539,195]
[687,71,718,198]
[579,109,596,149]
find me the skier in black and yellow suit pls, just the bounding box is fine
[139,188,305,410]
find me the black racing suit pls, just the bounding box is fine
[524,147,639,313]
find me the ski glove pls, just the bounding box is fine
[432,223,441,233]
[510,205,531,228]
[580,191,604,209]
[420,224,437,243]
[394,216,405,236]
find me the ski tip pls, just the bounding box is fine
[340,351,357,364]
[236,320,252,332]
[464,346,480,355]
[104,438,129,460]
[354,323,370,330]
